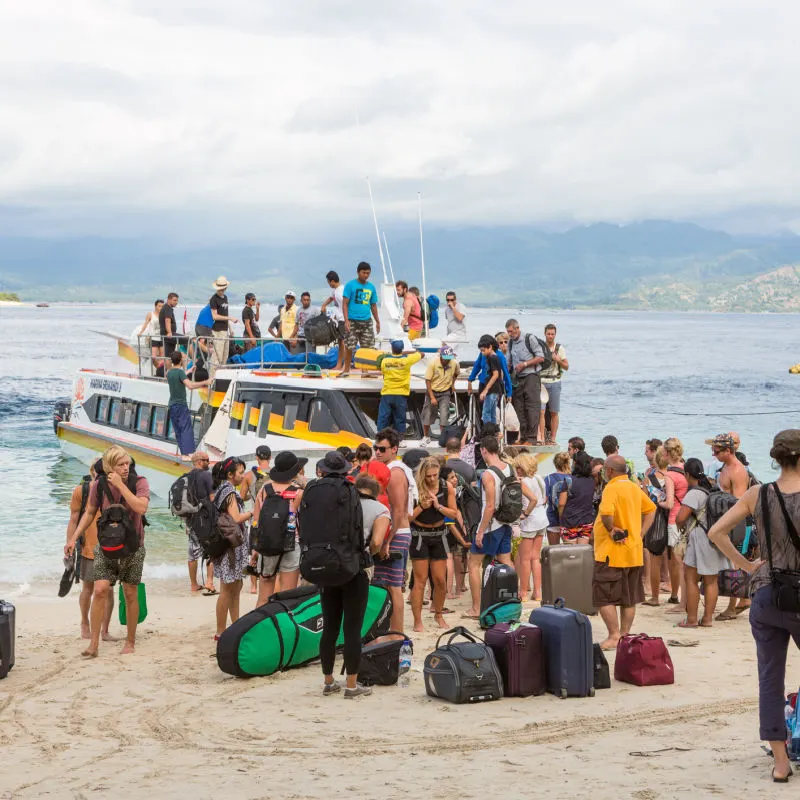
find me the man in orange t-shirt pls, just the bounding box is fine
[66,466,115,641]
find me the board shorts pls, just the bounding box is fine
[92,544,146,586]
[187,529,203,563]
[410,527,449,561]
[372,528,411,588]
[471,525,512,557]
[592,561,644,608]
[257,542,301,578]
[543,380,562,413]
[344,319,375,350]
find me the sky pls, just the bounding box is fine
[1,0,800,243]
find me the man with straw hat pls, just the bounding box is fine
[209,276,237,377]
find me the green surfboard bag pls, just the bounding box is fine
[216,584,392,677]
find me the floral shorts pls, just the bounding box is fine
[92,544,146,585]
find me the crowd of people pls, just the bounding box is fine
[61,422,800,780]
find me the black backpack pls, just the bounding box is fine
[96,477,140,560]
[644,507,669,556]
[297,476,364,587]
[696,488,749,552]
[191,498,227,561]
[455,478,481,541]
[169,471,200,518]
[251,485,297,556]
[523,333,553,373]
[488,466,524,524]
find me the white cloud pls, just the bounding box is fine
[0,0,799,240]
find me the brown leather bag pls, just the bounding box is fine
[216,511,244,549]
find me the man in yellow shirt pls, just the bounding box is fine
[279,291,299,352]
[377,340,423,437]
[420,346,460,446]
[593,455,657,650]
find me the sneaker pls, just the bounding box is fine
[343,683,373,699]
[398,441,408,449]
[323,680,342,696]
[419,436,432,447]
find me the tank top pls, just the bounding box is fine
[146,314,160,337]
[521,475,548,532]
[415,483,448,527]
[560,476,595,528]
[481,463,511,531]
[407,294,423,332]
[667,466,689,524]
[388,461,417,517]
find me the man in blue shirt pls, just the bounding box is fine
[340,261,381,376]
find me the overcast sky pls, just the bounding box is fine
[1,0,799,242]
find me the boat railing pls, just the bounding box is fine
[134,333,328,378]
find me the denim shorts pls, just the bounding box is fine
[470,525,512,556]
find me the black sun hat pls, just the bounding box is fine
[269,451,308,482]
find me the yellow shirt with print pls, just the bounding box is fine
[380,352,423,396]
[592,474,656,568]
[280,304,297,340]
[424,359,460,392]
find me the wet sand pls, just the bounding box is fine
[1,582,796,799]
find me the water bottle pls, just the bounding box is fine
[398,640,412,687]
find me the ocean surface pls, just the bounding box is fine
[1,302,799,593]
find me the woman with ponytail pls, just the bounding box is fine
[675,458,731,629]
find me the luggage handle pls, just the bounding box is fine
[553,597,566,609]
[435,625,481,649]
[362,630,412,646]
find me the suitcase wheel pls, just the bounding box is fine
[589,687,595,698]
[559,688,568,699]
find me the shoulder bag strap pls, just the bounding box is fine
[771,482,800,554]
[760,483,776,570]
[435,625,479,649]
[99,476,116,509]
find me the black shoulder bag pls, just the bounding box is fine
[761,482,800,613]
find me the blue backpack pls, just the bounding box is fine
[425,295,440,329]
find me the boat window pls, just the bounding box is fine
[349,394,379,437]
[308,398,340,434]
[240,402,252,435]
[122,403,135,429]
[136,405,152,434]
[109,399,121,427]
[150,406,167,437]
[96,395,110,423]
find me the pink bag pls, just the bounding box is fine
[614,634,674,686]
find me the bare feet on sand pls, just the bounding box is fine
[599,636,620,651]
[413,622,425,633]
[81,647,98,658]
[102,633,121,642]
[434,613,448,630]
[121,641,135,655]
[81,624,91,640]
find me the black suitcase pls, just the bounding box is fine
[480,561,518,613]
[424,626,503,703]
[593,643,611,690]
[0,599,15,679]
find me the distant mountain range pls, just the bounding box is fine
[2,220,800,311]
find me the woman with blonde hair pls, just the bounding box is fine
[642,446,673,606]
[409,456,459,632]
[659,438,688,612]
[513,452,549,602]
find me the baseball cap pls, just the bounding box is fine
[285,290,296,298]
[390,340,404,354]
[255,445,272,460]
[704,434,736,450]
[439,346,456,360]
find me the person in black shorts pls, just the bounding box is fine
[159,292,180,359]
[409,455,458,633]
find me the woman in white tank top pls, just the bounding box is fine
[513,453,548,602]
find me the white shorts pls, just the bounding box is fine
[667,523,681,548]
[257,542,301,577]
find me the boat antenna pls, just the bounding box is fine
[418,191,429,337]
[366,176,388,283]
[382,230,396,285]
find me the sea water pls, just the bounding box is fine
[1,303,798,592]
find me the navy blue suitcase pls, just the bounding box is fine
[529,597,594,698]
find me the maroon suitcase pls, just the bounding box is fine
[484,622,545,697]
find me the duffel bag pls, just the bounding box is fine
[350,631,411,687]
[614,633,674,686]
[424,626,503,703]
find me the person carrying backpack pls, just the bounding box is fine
[64,446,150,658]
[505,318,546,446]
[250,451,307,607]
[298,451,373,699]
[464,435,529,620]
[183,451,215,595]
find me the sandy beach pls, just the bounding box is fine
[1,583,797,800]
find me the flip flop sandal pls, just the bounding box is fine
[666,639,699,647]
[203,588,218,596]
[715,611,738,621]
[461,613,480,620]
[735,604,751,615]
[675,620,698,628]
[667,596,680,604]
[642,599,661,607]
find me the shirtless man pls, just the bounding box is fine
[371,428,413,634]
[707,433,751,619]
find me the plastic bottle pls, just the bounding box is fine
[398,640,412,687]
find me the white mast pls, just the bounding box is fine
[418,191,429,337]
[382,230,396,285]
[366,177,388,283]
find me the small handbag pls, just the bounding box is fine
[761,483,800,614]
[614,634,674,686]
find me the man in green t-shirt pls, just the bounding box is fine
[167,351,210,455]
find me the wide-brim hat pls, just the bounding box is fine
[269,451,308,482]
[212,275,231,290]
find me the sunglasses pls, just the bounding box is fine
[373,445,391,453]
